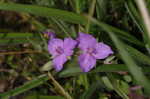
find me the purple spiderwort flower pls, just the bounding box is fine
[48,38,77,71]
[43,31,56,39]
[77,32,113,72]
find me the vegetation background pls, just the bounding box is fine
[0,0,150,99]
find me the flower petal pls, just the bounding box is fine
[78,53,96,72]
[93,42,113,59]
[77,32,97,52]
[64,38,77,56]
[48,38,63,57]
[52,54,67,71]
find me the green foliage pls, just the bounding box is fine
[0,3,86,25]
[0,0,150,98]
[0,75,49,98]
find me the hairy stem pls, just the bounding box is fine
[48,72,72,99]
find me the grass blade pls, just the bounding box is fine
[0,39,30,45]
[80,82,100,99]
[58,64,150,78]
[0,33,34,38]
[91,18,150,94]
[125,44,150,65]
[125,1,145,34]
[135,0,150,51]
[0,3,143,46]
[24,95,64,99]
[94,21,143,46]
[0,33,37,45]
[0,3,86,25]
[0,74,49,98]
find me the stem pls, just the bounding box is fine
[85,0,96,33]
[48,72,72,99]
[135,0,150,51]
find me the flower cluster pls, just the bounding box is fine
[46,32,113,72]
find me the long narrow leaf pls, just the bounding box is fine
[91,18,150,93]
[80,82,100,99]
[95,21,143,46]
[0,74,49,98]
[125,44,150,65]
[0,39,30,44]
[0,33,34,38]
[125,1,145,34]
[58,64,150,78]
[0,3,143,46]
[0,3,86,25]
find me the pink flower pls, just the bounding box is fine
[48,38,77,71]
[77,32,113,72]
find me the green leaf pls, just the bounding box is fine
[80,82,100,99]
[93,20,143,46]
[0,3,143,46]
[40,61,53,72]
[0,74,49,98]
[107,74,129,99]
[125,1,145,34]
[123,75,132,83]
[0,33,37,44]
[119,80,130,94]
[0,3,86,25]
[125,44,150,65]
[0,33,34,38]
[91,18,150,93]
[24,94,64,99]
[58,64,150,78]
[96,0,108,20]
[101,76,114,90]
[0,39,30,45]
